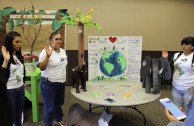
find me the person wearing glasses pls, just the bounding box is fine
[39,31,67,126]
[162,36,194,115]
[0,31,25,126]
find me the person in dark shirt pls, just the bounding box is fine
[0,46,13,126]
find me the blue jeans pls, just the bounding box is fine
[41,79,65,126]
[7,85,25,126]
[172,86,192,114]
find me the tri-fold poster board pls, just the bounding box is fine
[88,36,142,82]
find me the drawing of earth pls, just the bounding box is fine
[99,50,127,77]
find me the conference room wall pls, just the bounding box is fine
[1,0,194,51]
[1,0,194,85]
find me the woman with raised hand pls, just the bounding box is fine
[0,31,25,126]
[162,36,194,114]
[39,31,67,126]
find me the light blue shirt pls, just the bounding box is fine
[183,96,194,126]
[167,96,194,126]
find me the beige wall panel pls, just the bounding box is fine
[99,0,135,36]
[0,0,68,10]
[12,25,52,53]
[1,0,194,51]
[135,0,167,51]
[65,0,103,50]
[166,0,194,51]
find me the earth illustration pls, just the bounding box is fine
[99,50,127,77]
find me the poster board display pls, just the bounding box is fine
[88,36,142,82]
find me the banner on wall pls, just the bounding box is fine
[10,10,56,25]
[88,36,142,82]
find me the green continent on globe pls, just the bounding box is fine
[99,50,127,77]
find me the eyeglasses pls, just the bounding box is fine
[54,38,62,41]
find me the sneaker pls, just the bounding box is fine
[54,121,65,126]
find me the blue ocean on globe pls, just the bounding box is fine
[99,50,127,77]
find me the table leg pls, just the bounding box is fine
[88,104,146,125]
[89,104,92,111]
[129,106,146,125]
[89,104,106,112]
[31,76,39,122]
[101,106,145,123]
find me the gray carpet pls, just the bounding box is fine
[23,85,172,126]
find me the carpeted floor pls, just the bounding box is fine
[23,85,172,126]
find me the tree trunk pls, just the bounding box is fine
[58,24,65,49]
[78,22,84,66]
[0,16,8,48]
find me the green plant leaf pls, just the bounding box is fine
[52,19,62,31]
[37,10,46,14]
[36,10,46,24]
[3,7,16,15]
[58,9,69,16]
[0,10,3,22]
[62,15,70,21]
[51,11,57,15]
[13,10,25,26]
[15,19,23,26]
[27,19,35,25]
[17,10,26,14]
[26,10,33,14]
[36,19,42,24]
[8,18,14,31]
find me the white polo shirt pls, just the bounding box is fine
[39,47,68,83]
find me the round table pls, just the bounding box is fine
[71,80,160,125]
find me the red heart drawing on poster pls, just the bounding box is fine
[109,37,117,43]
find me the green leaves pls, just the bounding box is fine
[60,8,102,31]
[15,10,25,26]
[36,10,46,24]
[0,7,16,31]
[0,10,3,22]
[0,6,103,32]
[2,7,16,15]
[37,10,46,15]
[52,19,62,31]
[57,9,68,16]
[51,9,70,31]
[8,18,14,31]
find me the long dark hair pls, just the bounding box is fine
[5,31,24,64]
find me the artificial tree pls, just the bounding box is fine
[60,8,102,65]
[0,3,69,62]
[0,5,102,67]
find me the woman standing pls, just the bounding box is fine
[39,31,67,126]
[162,36,194,114]
[0,31,25,126]
[0,46,13,126]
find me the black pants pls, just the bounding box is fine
[0,87,13,126]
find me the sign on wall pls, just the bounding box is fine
[88,36,142,82]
